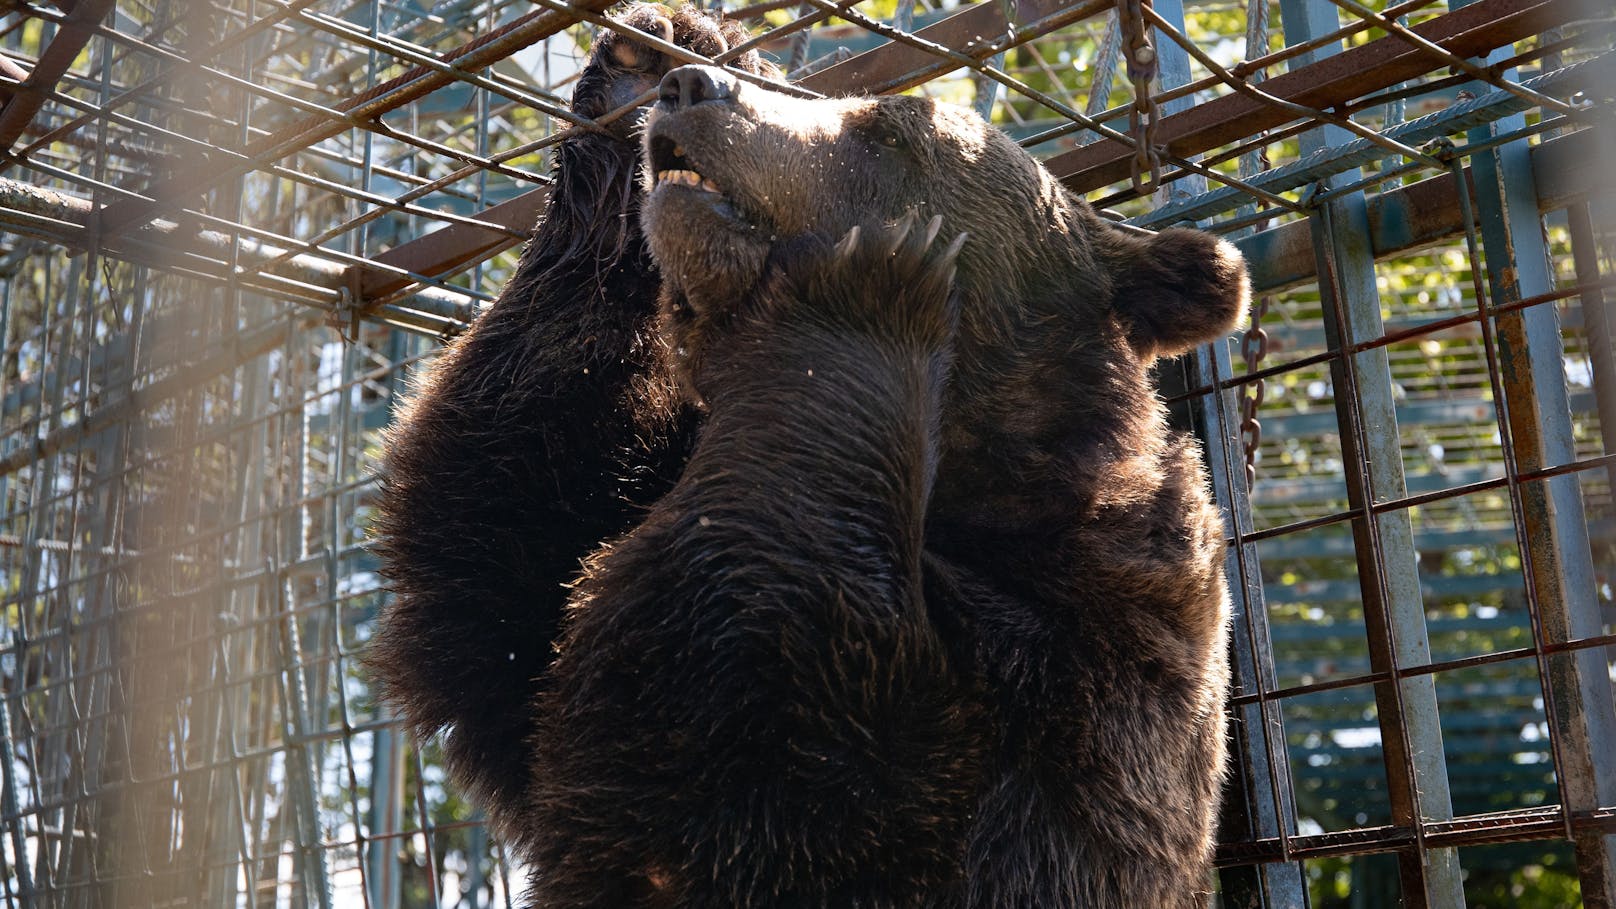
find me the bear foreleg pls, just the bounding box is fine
[522,218,984,909]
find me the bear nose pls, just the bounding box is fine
[659,65,737,110]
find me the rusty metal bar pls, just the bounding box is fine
[1133,52,1611,230]
[1309,178,1462,909]
[0,313,315,480]
[1324,0,1578,117]
[337,0,850,303]
[359,187,546,301]
[1217,805,1616,866]
[386,0,1281,308]
[8,0,325,161]
[1104,0,1449,131]
[93,0,620,236]
[1279,0,1467,901]
[1567,200,1616,495]
[365,0,1579,304]
[1050,0,1582,194]
[21,15,551,181]
[1237,123,1603,297]
[1158,5,1296,896]
[0,175,478,316]
[802,0,1110,94]
[359,0,1116,302]
[0,0,113,150]
[1461,38,1616,897]
[1222,625,1616,714]
[1146,5,1446,171]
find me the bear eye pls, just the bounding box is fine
[868,126,906,150]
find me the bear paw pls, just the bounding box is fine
[570,8,673,131]
[574,5,770,136]
[780,210,968,348]
[672,212,967,401]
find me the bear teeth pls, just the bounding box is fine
[655,168,720,194]
[658,168,699,187]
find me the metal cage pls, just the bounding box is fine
[0,0,1612,905]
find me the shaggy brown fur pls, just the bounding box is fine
[365,6,772,818]
[371,27,1248,907]
[522,65,1247,907]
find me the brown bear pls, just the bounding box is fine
[366,5,774,815]
[370,12,1249,908]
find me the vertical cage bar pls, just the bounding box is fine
[1466,85,1616,907]
[0,692,33,909]
[1280,0,1464,905]
[1190,336,1309,908]
[271,553,335,909]
[1566,201,1616,495]
[1310,191,1465,909]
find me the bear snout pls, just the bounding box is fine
[658,64,738,110]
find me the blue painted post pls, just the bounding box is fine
[1156,0,1306,902]
[467,820,488,909]
[1309,198,1464,909]
[1147,0,1206,207]
[367,725,403,909]
[1278,1,1465,906]
[1188,340,1310,907]
[1456,17,1616,901]
[1078,12,1129,150]
[0,691,34,909]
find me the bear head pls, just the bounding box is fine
[640,64,1250,522]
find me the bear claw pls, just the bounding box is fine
[829,211,965,279]
[794,213,967,345]
[834,224,862,259]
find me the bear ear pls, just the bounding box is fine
[1106,227,1250,360]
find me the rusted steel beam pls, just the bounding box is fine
[356,0,1574,308]
[0,175,478,321]
[1216,806,1616,866]
[0,0,114,150]
[1050,0,1583,195]
[354,0,1114,305]
[360,187,547,300]
[728,0,804,21]
[95,0,618,235]
[799,0,1111,95]
[1241,122,1599,295]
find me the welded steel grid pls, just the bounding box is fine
[0,0,1612,905]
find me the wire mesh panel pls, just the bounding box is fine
[0,0,1612,905]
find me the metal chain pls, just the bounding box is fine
[1117,0,1161,194]
[1236,0,1272,491]
[1239,294,1273,491]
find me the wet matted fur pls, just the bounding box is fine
[366,4,772,818]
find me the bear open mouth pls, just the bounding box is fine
[649,135,722,195]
